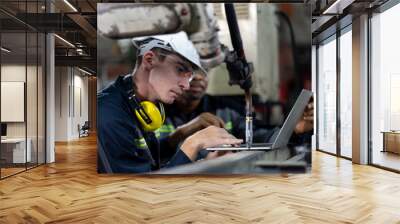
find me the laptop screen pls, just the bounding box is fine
[271,89,312,148]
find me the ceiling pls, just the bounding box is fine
[0,0,98,74]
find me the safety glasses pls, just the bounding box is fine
[158,53,197,82]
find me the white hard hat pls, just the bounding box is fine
[132,31,207,76]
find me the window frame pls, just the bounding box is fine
[315,18,353,161]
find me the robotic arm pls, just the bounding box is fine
[223,4,253,91]
[97,3,224,71]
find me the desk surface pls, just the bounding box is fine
[154,146,310,174]
[381,131,400,134]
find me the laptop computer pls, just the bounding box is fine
[206,89,313,151]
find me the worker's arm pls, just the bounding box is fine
[165,112,225,150]
[163,150,192,168]
[294,100,314,134]
[179,126,243,161]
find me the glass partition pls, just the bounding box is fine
[317,35,337,154]
[27,31,38,169]
[370,2,400,171]
[1,30,28,177]
[0,1,46,179]
[38,32,45,165]
[339,27,352,158]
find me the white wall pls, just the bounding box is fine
[72,73,89,138]
[1,64,46,163]
[1,66,26,129]
[55,67,89,141]
[1,65,26,141]
[55,66,67,141]
[1,65,26,81]
[1,65,39,138]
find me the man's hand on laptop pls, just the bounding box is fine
[180,126,243,161]
[294,99,314,134]
[168,113,225,149]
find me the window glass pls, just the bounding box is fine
[1,6,28,178]
[339,29,352,158]
[317,36,337,154]
[371,3,400,171]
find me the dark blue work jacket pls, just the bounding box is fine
[97,75,192,173]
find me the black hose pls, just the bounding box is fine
[224,3,246,60]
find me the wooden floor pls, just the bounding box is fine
[1,167,26,178]
[1,163,45,178]
[1,135,400,223]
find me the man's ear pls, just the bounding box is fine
[142,51,155,70]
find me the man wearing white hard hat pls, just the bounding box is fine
[97,32,242,173]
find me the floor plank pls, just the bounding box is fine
[0,135,400,223]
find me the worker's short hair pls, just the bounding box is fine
[136,48,172,67]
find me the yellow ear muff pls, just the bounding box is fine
[135,101,164,132]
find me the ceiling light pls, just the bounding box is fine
[1,47,11,53]
[63,0,78,12]
[322,0,354,15]
[78,67,92,76]
[54,34,75,48]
